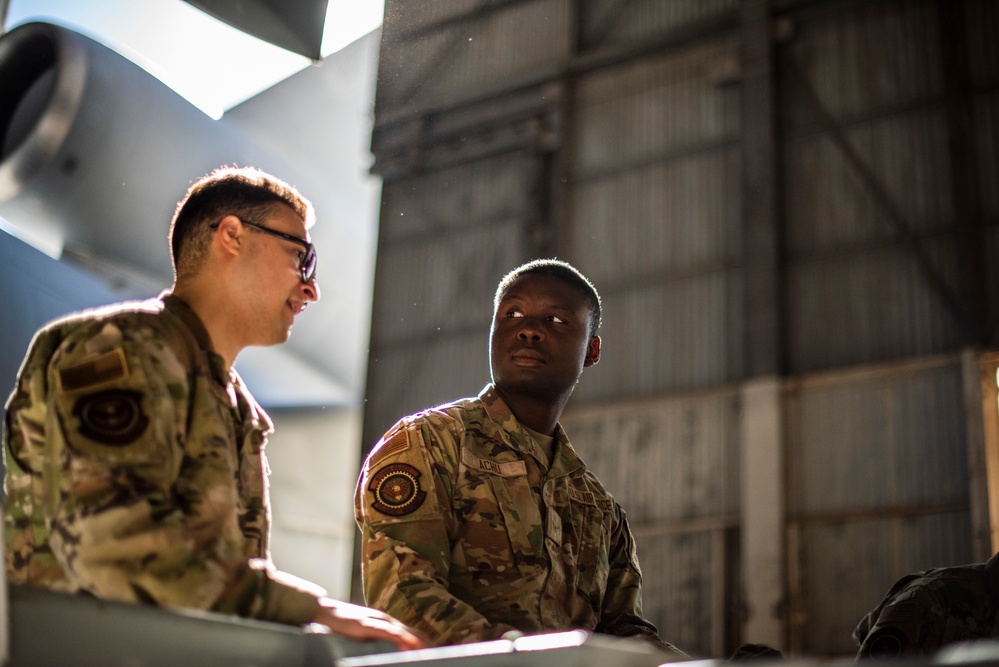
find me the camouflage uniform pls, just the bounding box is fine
[853,562,999,659]
[3,293,321,625]
[355,384,684,656]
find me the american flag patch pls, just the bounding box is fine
[369,429,410,466]
[878,601,920,626]
[57,349,128,393]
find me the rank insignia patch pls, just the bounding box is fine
[369,463,426,516]
[73,389,149,446]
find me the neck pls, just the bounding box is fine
[172,279,239,368]
[494,386,567,436]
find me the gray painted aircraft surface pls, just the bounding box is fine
[0,18,380,409]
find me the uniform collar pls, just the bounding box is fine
[161,291,229,384]
[478,384,585,476]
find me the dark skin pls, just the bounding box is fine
[489,273,600,435]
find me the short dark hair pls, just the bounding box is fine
[169,166,314,280]
[494,259,602,337]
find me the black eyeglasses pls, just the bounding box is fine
[212,218,317,282]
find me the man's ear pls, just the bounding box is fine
[214,215,244,258]
[584,335,601,367]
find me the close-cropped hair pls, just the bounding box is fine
[494,258,602,337]
[169,166,314,280]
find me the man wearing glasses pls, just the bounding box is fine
[3,166,421,651]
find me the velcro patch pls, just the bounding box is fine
[878,601,921,626]
[58,349,128,393]
[461,450,527,477]
[72,389,149,446]
[369,462,426,516]
[568,487,613,512]
[368,428,410,467]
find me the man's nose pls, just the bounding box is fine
[301,277,320,303]
[517,320,543,340]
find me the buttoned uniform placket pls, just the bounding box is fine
[538,435,584,629]
[169,294,271,559]
[515,431,557,623]
[195,328,272,562]
[224,364,272,559]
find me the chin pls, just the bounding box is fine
[260,328,292,347]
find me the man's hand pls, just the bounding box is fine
[311,598,425,651]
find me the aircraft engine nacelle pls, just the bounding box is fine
[0,21,297,278]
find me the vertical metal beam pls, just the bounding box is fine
[966,350,999,557]
[740,377,786,650]
[741,0,784,378]
[581,0,635,51]
[962,349,991,559]
[940,0,989,345]
[711,527,731,657]
[528,123,556,257]
[547,0,581,258]
[740,0,785,653]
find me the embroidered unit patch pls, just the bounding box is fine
[72,389,149,445]
[369,462,427,516]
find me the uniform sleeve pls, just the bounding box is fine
[42,324,320,625]
[354,419,518,645]
[855,584,939,660]
[597,505,688,659]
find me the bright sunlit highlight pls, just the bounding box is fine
[0,214,63,259]
[513,630,589,651]
[4,0,386,119]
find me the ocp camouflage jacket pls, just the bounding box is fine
[854,562,999,659]
[3,293,320,625]
[355,384,684,657]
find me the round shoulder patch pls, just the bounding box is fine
[72,389,149,446]
[864,627,907,659]
[368,462,427,516]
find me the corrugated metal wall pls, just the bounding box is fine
[362,0,999,658]
[568,34,743,401]
[366,152,532,435]
[578,0,740,49]
[561,389,741,655]
[781,1,971,371]
[376,0,569,115]
[785,356,972,654]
